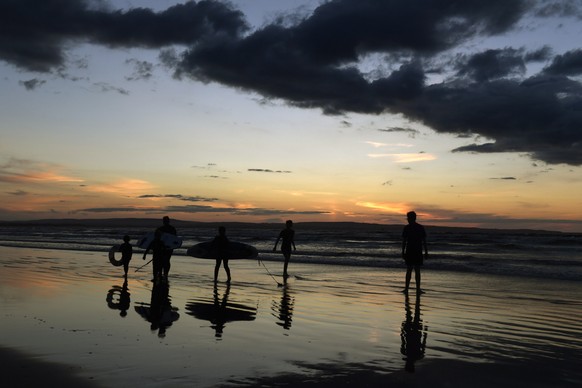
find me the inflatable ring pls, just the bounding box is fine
[108,244,124,267]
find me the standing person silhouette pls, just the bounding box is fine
[157,216,177,280]
[212,226,231,283]
[273,220,296,278]
[402,211,428,294]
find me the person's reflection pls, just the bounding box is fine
[106,279,131,317]
[135,281,180,337]
[211,283,230,337]
[400,293,428,373]
[185,283,256,339]
[272,278,294,330]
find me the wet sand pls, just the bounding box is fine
[1,246,581,387]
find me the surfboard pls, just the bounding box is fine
[187,241,258,260]
[108,244,124,267]
[136,232,183,249]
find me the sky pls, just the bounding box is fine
[1,0,582,232]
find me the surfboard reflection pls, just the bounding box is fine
[135,281,180,338]
[400,293,428,373]
[185,284,256,339]
[272,279,294,330]
[106,279,131,318]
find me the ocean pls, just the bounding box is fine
[1,219,581,387]
[1,219,580,281]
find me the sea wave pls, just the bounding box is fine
[1,221,581,281]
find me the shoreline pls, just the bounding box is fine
[1,246,581,387]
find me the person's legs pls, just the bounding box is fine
[283,251,291,277]
[403,266,413,292]
[162,251,172,278]
[414,266,423,293]
[224,259,231,282]
[214,259,222,282]
[153,257,162,281]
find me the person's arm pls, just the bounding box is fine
[273,236,280,251]
[143,242,151,260]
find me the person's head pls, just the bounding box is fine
[406,211,417,223]
[123,235,130,243]
[163,216,170,225]
[286,220,293,228]
[218,226,226,236]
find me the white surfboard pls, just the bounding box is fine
[136,232,183,249]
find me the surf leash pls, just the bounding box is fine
[258,259,283,287]
[135,258,153,272]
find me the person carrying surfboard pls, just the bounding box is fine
[273,220,296,278]
[212,226,231,283]
[157,216,177,280]
[401,211,428,294]
[143,230,165,282]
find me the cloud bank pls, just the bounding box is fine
[2,0,582,165]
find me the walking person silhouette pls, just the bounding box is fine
[273,220,296,278]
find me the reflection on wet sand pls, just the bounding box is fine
[185,283,256,338]
[106,279,131,317]
[400,293,428,373]
[134,281,180,337]
[272,278,294,330]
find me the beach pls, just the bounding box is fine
[1,245,581,387]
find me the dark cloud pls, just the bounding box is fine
[19,78,46,90]
[544,49,582,76]
[138,194,219,202]
[455,48,526,82]
[3,0,582,165]
[93,82,129,95]
[74,204,329,216]
[248,169,292,174]
[7,190,29,196]
[490,177,517,180]
[0,0,247,72]
[378,127,420,137]
[125,59,154,81]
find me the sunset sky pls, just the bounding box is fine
[1,0,582,232]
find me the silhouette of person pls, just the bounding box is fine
[401,211,428,294]
[156,216,177,279]
[106,279,131,317]
[213,226,231,283]
[120,234,133,278]
[143,230,165,283]
[400,293,427,373]
[273,220,296,278]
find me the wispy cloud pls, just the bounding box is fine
[0,158,83,184]
[86,179,155,194]
[367,153,436,163]
[356,201,409,214]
